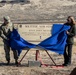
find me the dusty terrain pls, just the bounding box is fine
[0,45,76,75]
[0,0,76,75]
[0,0,76,22]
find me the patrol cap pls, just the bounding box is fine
[3,16,11,22]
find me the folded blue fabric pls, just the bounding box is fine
[9,24,70,56]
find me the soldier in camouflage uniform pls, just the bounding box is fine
[0,16,18,65]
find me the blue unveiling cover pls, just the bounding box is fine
[38,24,70,54]
[10,29,36,56]
[9,24,70,56]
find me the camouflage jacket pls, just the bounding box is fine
[0,22,13,41]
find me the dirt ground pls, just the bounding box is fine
[0,45,76,75]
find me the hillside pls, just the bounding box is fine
[0,0,76,22]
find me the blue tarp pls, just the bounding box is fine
[10,29,36,56]
[9,24,70,56]
[38,24,70,54]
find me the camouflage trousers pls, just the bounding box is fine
[4,43,18,62]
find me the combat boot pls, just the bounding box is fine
[15,60,18,65]
[6,60,10,65]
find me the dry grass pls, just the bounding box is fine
[0,46,76,75]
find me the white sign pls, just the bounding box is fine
[17,23,53,42]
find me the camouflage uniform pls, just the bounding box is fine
[0,16,18,65]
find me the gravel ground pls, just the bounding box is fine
[0,45,76,75]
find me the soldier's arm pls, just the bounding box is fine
[0,31,8,40]
[0,26,8,40]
